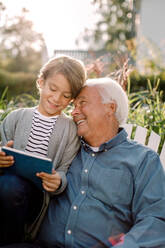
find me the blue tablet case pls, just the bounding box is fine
[1,146,53,191]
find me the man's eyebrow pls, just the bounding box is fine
[76,95,86,100]
[73,95,86,105]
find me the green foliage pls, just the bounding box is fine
[0,87,16,122]
[0,88,38,123]
[127,78,165,152]
[0,68,38,99]
[63,103,74,117]
[81,0,135,53]
[129,70,165,101]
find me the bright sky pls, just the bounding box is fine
[2,0,97,56]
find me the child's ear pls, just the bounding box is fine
[37,78,44,89]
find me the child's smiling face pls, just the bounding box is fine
[37,72,72,117]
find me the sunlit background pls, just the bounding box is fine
[0,0,165,98]
[3,0,97,56]
[0,0,165,150]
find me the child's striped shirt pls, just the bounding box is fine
[25,109,58,157]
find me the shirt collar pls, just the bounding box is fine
[80,128,128,153]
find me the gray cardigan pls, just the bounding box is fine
[0,107,80,194]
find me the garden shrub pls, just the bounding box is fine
[0,69,38,99]
[129,70,165,100]
[128,78,165,153]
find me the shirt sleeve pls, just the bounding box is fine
[111,152,165,248]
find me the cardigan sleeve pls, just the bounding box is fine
[51,117,80,195]
[0,109,20,145]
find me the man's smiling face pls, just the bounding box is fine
[72,86,110,145]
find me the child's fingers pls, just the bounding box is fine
[0,152,14,167]
[0,140,14,167]
[42,180,58,192]
[36,170,57,180]
[0,158,14,167]
[6,140,14,147]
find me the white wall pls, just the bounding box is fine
[136,0,165,72]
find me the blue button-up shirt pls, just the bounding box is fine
[38,129,165,248]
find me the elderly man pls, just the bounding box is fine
[3,77,165,248]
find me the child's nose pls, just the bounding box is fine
[53,92,61,102]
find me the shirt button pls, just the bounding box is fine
[91,153,95,157]
[67,230,72,235]
[73,205,77,210]
[84,169,88,173]
[81,190,85,194]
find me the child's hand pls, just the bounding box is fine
[0,140,14,167]
[36,169,61,192]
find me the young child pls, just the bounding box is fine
[0,55,86,244]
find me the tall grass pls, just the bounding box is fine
[127,78,165,151]
[0,88,39,123]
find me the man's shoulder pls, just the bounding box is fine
[123,138,161,168]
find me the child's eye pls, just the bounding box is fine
[49,84,57,91]
[64,95,72,99]
[49,85,56,91]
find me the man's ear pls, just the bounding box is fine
[105,101,117,116]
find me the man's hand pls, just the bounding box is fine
[0,140,14,167]
[36,169,61,192]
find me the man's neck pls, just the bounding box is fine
[85,123,119,147]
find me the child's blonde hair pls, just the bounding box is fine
[37,55,86,98]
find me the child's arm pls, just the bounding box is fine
[0,110,19,145]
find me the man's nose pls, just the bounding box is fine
[71,106,80,117]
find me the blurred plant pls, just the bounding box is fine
[86,53,132,90]
[63,103,74,117]
[78,0,136,53]
[86,57,105,78]
[0,87,16,122]
[0,88,38,123]
[0,69,37,100]
[127,78,165,152]
[107,56,132,91]
[0,6,45,74]
[126,38,137,59]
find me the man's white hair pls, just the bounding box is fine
[85,77,129,125]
